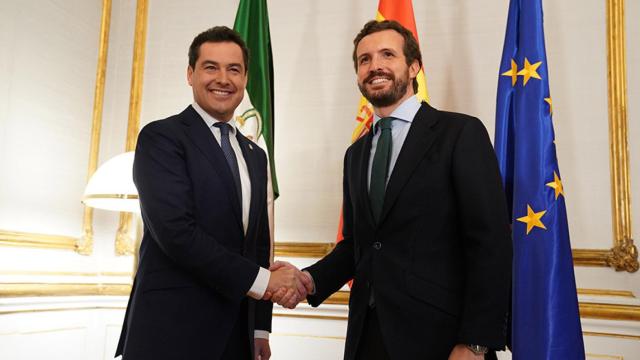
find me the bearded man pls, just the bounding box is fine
[300,20,512,360]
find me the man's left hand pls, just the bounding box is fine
[448,344,484,360]
[254,338,271,360]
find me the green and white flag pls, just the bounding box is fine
[233,0,278,199]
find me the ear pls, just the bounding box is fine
[187,66,194,86]
[408,60,420,81]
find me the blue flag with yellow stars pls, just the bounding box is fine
[495,0,585,358]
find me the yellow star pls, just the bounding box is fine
[516,205,547,235]
[546,171,564,199]
[545,97,553,114]
[517,58,543,85]
[501,59,519,86]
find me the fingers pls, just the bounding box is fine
[269,260,291,271]
[277,288,298,309]
[261,345,271,360]
[254,338,271,360]
[267,265,296,293]
[271,284,304,309]
[270,288,288,303]
[271,287,300,309]
[262,291,273,301]
[284,296,299,309]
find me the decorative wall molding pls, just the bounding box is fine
[114,0,148,256]
[606,0,637,270]
[584,331,640,341]
[0,0,112,255]
[0,306,125,316]
[585,354,624,360]
[580,302,640,321]
[551,0,638,272]
[0,283,131,297]
[0,230,78,251]
[77,0,113,256]
[273,313,348,321]
[0,270,131,277]
[1,281,638,323]
[275,242,335,258]
[578,288,635,298]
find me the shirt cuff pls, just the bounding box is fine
[247,267,271,300]
[254,330,270,340]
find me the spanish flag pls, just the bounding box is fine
[337,0,428,242]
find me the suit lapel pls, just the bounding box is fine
[236,133,262,246]
[180,106,243,228]
[378,103,439,224]
[355,132,377,228]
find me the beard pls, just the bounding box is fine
[358,69,410,107]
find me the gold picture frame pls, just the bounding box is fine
[0,0,113,255]
[114,0,148,256]
[572,0,637,272]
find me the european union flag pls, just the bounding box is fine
[494,0,585,358]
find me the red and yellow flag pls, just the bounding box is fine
[349,0,429,143]
[337,0,429,242]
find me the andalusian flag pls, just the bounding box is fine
[234,0,277,261]
[233,0,279,199]
[495,0,585,357]
[337,0,429,242]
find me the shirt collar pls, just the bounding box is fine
[372,95,421,133]
[192,102,238,135]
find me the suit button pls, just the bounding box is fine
[373,242,382,250]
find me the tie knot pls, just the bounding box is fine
[213,122,232,135]
[377,117,393,132]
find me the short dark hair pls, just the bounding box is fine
[188,26,249,71]
[352,20,423,93]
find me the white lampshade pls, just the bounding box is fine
[82,152,140,213]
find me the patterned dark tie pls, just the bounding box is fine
[369,117,393,222]
[214,122,242,207]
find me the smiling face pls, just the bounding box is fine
[187,41,247,122]
[355,29,419,113]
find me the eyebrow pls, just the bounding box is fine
[200,60,243,69]
[357,53,370,61]
[357,47,397,60]
[378,47,396,54]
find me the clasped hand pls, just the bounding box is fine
[263,261,313,309]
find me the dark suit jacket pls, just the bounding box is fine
[115,105,272,360]
[306,102,512,359]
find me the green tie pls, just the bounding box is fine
[369,117,393,222]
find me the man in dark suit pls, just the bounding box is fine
[274,20,512,359]
[115,26,310,360]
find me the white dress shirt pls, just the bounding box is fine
[367,95,422,190]
[192,103,271,339]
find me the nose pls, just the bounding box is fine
[215,69,230,85]
[369,54,384,71]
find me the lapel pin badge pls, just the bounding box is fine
[248,144,253,150]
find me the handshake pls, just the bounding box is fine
[263,261,314,309]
